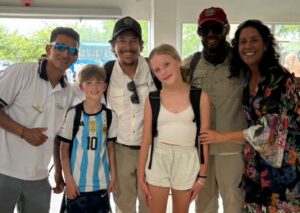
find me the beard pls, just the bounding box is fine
[201,37,230,66]
[202,36,227,54]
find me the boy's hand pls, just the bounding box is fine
[108,177,116,192]
[66,179,80,200]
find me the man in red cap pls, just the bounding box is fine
[182,7,247,213]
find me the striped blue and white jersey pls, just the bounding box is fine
[58,103,117,192]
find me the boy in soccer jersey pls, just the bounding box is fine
[58,64,117,213]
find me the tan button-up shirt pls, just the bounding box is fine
[182,54,247,155]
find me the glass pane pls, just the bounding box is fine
[181,23,202,59]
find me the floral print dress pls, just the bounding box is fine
[242,66,300,213]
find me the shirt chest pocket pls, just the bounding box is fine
[192,67,209,89]
[138,86,150,104]
[108,88,124,114]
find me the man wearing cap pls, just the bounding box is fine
[105,16,158,213]
[182,7,247,213]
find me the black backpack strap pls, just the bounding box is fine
[72,103,83,140]
[103,60,116,101]
[59,103,83,213]
[190,87,204,164]
[189,52,201,83]
[102,104,112,131]
[70,103,83,154]
[148,91,160,169]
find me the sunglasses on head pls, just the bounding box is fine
[127,81,140,104]
[198,23,225,37]
[50,42,79,56]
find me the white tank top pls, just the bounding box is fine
[156,104,197,146]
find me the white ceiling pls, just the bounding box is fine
[1,0,300,23]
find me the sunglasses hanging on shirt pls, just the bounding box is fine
[127,81,140,104]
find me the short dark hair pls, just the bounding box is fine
[50,27,80,44]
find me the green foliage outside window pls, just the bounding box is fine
[0,19,149,63]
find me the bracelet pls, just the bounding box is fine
[20,127,25,139]
[196,178,205,185]
[197,174,207,179]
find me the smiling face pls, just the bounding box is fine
[80,78,106,102]
[46,34,78,75]
[112,31,141,66]
[150,53,181,86]
[199,21,228,51]
[238,27,267,69]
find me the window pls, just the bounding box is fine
[0,18,150,82]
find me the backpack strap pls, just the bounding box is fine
[102,104,112,132]
[72,103,83,140]
[189,52,202,83]
[189,87,205,164]
[103,60,116,101]
[148,90,160,169]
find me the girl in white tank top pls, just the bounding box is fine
[138,44,211,213]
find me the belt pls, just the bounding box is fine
[115,142,140,150]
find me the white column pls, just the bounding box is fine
[150,0,178,49]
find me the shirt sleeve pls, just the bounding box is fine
[107,109,118,141]
[243,73,299,168]
[57,108,76,143]
[0,64,27,108]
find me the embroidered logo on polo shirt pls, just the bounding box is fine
[32,104,44,113]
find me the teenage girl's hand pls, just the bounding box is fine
[138,179,152,207]
[187,178,205,203]
[65,179,80,200]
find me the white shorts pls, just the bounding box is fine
[146,142,200,190]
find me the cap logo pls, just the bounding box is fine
[123,18,134,26]
[205,8,216,17]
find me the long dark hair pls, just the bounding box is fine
[230,19,280,77]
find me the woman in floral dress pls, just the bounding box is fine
[200,19,300,212]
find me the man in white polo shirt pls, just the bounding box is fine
[0,27,79,213]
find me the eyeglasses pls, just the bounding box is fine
[127,81,140,104]
[50,42,79,56]
[198,23,224,37]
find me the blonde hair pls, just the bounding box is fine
[149,43,189,82]
[149,43,181,62]
[78,64,106,84]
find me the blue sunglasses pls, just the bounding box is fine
[50,42,79,56]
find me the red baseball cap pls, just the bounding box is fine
[198,7,228,27]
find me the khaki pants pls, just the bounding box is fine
[195,154,245,213]
[113,143,149,213]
